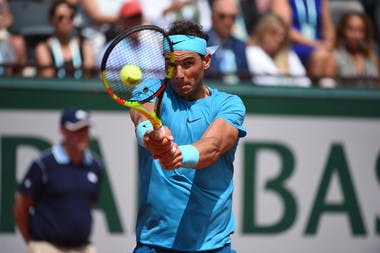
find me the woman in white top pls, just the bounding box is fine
[246,13,311,87]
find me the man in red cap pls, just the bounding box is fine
[119,0,143,21]
[96,0,144,66]
[117,0,144,36]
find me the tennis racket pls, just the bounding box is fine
[100,25,175,132]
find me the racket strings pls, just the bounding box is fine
[103,29,167,103]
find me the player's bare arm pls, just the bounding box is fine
[193,118,239,168]
[130,102,155,126]
[159,118,239,170]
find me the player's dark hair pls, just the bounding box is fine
[167,20,209,42]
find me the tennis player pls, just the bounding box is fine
[131,20,247,253]
[13,107,102,253]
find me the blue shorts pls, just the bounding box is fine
[132,242,236,253]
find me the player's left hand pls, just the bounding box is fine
[144,125,174,159]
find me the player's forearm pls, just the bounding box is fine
[193,119,239,169]
[161,119,238,169]
[130,109,147,126]
[192,137,223,169]
[130,102,155,126]
[159,136,230,170]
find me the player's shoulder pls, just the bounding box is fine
[209,87,246,112]
[209,86,244,102]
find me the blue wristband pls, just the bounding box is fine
[136,120,153,147]
[179,145,199,168]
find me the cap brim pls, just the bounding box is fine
[64,120,91,131]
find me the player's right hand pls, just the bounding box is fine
[158,146,182,170]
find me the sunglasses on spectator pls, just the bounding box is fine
[216,13,236,21]
[56,14,74,22]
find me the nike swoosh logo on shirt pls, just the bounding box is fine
[186,118,201,123]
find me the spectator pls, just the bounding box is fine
[35,0,94,79]
[0,0,27,75]
[14,107,102,253]
[206,0,249,84]
[359,0,380,59]
[96,0,162,75]
[271,0,336,86]
[246,13,311,87]
[97,0,145,65]
[67,0,119,63]
[140,0,211,31]
[332,11,379,88]
[240,0,272,36]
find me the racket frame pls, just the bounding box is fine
[100,25,175,129]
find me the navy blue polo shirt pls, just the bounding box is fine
[18,143,102,247]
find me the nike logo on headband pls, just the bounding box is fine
[172,40,186,45]
[166,35,207,55]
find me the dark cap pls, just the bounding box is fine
[60,107,91,131]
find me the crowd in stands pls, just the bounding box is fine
[0,0,379,88]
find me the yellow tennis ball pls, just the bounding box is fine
[120,64,142,86]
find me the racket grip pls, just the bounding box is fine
[154,124,165,133]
